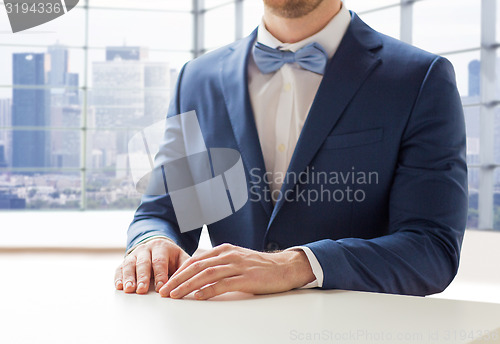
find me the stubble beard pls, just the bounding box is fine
[263,0,325,19]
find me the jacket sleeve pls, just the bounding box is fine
[126,62,202,255]
[304,56,468,296]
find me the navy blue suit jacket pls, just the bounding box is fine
[127,12,468,296]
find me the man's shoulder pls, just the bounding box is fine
[350,12,439,68]
[375,31,441,70]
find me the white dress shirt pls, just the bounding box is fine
[127,3,351,289]
[248,3,351,288]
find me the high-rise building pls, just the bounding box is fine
[47,44,80,107]
[48,44,69,87]
[12,53,50,172]
[144,62,171,124]
[93,46,169,128]
[91,47,170,171]
[0,145,8,168]
[50,105,81,169]
[65,72,80,105]
[92,60,145,128]
[46,45,81,170]
[468,60,480,97]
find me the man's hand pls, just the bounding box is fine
[114,238,190,294]
[159,243,315,300]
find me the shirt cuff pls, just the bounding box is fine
[125,235,174,256]
[285,246,324,288]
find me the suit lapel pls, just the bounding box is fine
[269,13,384,227]
[220,30,274,217]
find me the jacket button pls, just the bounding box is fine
[265,242,280,251]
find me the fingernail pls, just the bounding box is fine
[160,285,170,296]
[115,280,122,288]
[156,281,164,291]
[138,282,145,290]
[170,289,179,297]
[195,291,204,299]
[125,281,133,290]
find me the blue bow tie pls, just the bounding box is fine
[253,42,328,75]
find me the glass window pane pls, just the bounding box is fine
[88,87,168,128]
[2,81,82,131]
[87,52,179,129]
[442,50,480,98]
[86,170,141,210]
[413,0,481,54]
[88,9,193,51]
[357,7,400,40]
[205,4,236,50]
[85,128,155,210]
[243,0,263,36]
[86,129,141,170]
[0,129,81,170]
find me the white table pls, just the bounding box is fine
[1,252,499,344]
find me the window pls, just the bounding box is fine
[0,0,192,211]
[1,0,499,233]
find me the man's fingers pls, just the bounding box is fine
[194,276,245,300]
[114,265,123,290]
[122,254,137,293]
[161,255,232,297]
[171,251,217,278]
[135,249,152,294]
[151,245,169,292]
[170,243,233,279]
[168,265,237,299]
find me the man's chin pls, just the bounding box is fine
[263,0,325,19]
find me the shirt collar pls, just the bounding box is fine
[257,2,351,59]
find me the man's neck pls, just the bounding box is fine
[263,0,342,44]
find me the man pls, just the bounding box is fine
[115,0,467,300]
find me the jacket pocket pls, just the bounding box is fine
[322,128,383,149]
